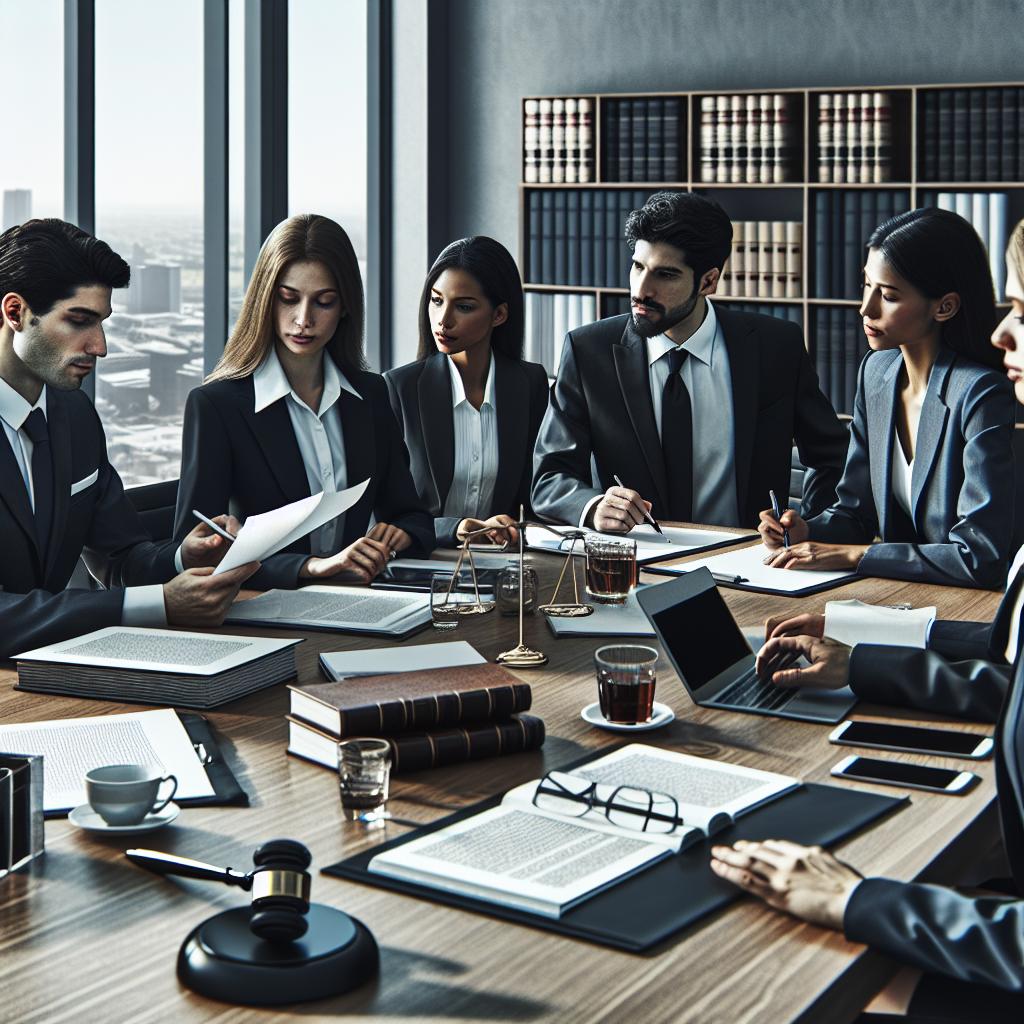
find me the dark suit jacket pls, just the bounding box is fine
[530,310,848,529]
[384,352,550,545]
[173,366,434,590]
[808,347,1016,588]
[848,565,1024,724]
[843,649,1024,1000]
[0,388,175,659]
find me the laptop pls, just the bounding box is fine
[636,568,857,724]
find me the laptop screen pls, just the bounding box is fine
[649,586,752,692]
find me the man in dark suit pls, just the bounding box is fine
[0,219,256,659]
[531,191,848,531]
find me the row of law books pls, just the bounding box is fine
[922,191,1011,302]
[719,301,802,326]
[526,187,658,287]
[919,88,1024,182]
[601,97,683,182]
[699,93,796,184]
[523,97,594,184]
[286,644,545,775]
[813,307,870,417]
[524,291,597,377]
[812,189,912,300]
[719,221,801,299]
[815,91,892,184]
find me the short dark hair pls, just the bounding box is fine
[625,192,733,280]
[868,207,1000,370]
[417,236,524,360]
[0,218,130,316]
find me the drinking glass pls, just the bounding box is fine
[594,644,658,724]
[584,536,638,604]
[338,738,392,822]
[429,572,481,629]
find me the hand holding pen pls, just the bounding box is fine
[589,476,663,535]
[757,499,809,552]
[181,510,240,569]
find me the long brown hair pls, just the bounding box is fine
[1008,218,1024,294]
[207,214,367,382]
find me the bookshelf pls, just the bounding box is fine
[520,82,1024,416]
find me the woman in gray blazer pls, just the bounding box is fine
[759,208,1015,588]
[712,226,1024,1021]
[385,237,549,547]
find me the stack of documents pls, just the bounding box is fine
[14,628,301,708]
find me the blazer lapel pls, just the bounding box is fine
[242,386,311,505]
[718,307,758,522]
[337,386,376,540]
[43,392,72,580]
[492,354,529,514]
[909,349,953,526]
[613,321,668,513]
[871,355,903,537]
[0,422,37,553]
[417,354,455,511]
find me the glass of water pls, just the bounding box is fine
[338,738,392,822]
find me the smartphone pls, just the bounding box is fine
[830,755,979,794]
[829,720,993,760]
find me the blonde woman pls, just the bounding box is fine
[173,214,433,587]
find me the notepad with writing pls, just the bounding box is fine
[367,743,797,918]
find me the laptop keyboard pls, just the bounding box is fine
[714,667,797,712]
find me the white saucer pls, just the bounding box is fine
[68,801,180,834]
[581,701,674,732]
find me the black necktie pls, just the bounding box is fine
[22,408,54,557]
[661,347,693,522]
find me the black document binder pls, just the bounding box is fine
[324,750,905,953]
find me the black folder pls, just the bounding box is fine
[324,748,905,953]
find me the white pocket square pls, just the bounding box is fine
[70,469,99,496]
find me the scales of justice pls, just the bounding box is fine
[440,505,593,669]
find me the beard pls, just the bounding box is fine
[14,324,94,391]
[630,281,701,338]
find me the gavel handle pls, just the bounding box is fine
[125,848,252,890]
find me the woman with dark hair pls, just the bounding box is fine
[172,214,433,588]
[758,207,1015,588]
[385,236,549,546]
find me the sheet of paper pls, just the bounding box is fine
[546,590,655,637]
[824,599,936,648]
[657,544,856,593]
[320,640,486,678]
[14,627,300,676]
[214,478,370,575]
[0,708,214,812]
[389,554,512,572]
[227,585,430,630]
[524,524,750,563]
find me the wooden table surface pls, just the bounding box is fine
[0,542,1005,1024]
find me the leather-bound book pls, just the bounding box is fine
[288,664,533,738]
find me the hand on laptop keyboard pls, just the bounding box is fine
[755,635,852,690]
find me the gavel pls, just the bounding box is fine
[126,838,312,942]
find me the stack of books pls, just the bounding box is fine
[287,663,545,775]
[926,191,1011,301]
[523,96,594,184]
[524,291,597,377]
[815,91,893,183]
[699,92,796,184]
[813,307,870,416]
[919,87,1024,182]
[720,220,801,299]
[601,97,683,182]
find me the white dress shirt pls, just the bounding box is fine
[891,432,914,516]
[0,375,165,625]
[646,298,739,525]
[253,348,360,556]
[442,353,499,521]
[1005,542,1024,662]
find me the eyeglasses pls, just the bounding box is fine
[532,771,683,834]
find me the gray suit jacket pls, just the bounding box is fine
[843,649,1024,1000]
[807,347,1016,588]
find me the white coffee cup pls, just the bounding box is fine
[85,764,178,826]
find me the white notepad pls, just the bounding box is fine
[545,590,656,637]
[525,524,751,564]
[319,641,486,680]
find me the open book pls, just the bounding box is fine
[368,743,798,918]
[524,524,751,565]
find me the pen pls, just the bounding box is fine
[192,509,236,543]
[612,474,663,535]
[768,489,790,548]
[711,572,748,585]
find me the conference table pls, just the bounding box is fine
[0,536,1005,1024]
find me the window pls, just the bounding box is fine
[94,0,204,487]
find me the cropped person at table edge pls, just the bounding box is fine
[385,236,549,547]
[759,208,1015,589]
[714,229,1024,1020]
[531,190,848,533]
[173,214,433,589]
[0,219,256,659]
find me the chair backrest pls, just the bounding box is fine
[1013,427,1024,553]
[125,479,179,543]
